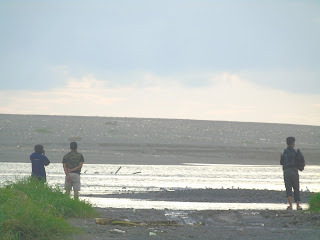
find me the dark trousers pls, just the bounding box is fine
[284,169,300,202]
[31,174,46,182]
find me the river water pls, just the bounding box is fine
[1,162,318,210]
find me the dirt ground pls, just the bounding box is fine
[69,208,320,240]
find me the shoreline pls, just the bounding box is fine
[2,160,320,166]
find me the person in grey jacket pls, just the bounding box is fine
[280,137,303,210]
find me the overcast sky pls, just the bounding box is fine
[0,0,319,125]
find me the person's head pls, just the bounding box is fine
[286,137,296,147]
[70,141,77,150]
[34,144,44,153]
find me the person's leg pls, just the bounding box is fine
[36,176,44,182]
[284,172,293,210]
[71,173,81,200]
[65,176,72,196]
[293,172,301,210]
[287,196,293,210]
[74,190,79,200]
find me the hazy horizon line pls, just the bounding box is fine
[1,112,318,127]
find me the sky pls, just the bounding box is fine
[0,0,319,125]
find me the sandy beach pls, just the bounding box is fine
[69,209,320,240]
[69,206,320,240]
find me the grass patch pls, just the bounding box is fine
[308,193,320,213]
[35,128,52,134]
[108,129,121,135]
[0,178,97,240]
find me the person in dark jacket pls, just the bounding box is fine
[280,137,302,210]
[30,144,50,182]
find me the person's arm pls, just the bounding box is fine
[43,155,50,166]
[67,162,84,173]
[63,163,71,181]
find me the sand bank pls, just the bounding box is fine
[1,114,319,165]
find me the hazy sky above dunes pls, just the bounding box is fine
[0,0,319,125]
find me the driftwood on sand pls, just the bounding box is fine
[95,218,180,227]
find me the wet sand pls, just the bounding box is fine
[67,189,320,240]
[69,208,320,240]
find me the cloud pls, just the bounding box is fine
[0,72,320,126]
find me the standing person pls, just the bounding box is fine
[30,144,50,182]
[63,142,84,200]
[280,137,303,210]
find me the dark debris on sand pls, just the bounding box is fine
[69,208,320,240]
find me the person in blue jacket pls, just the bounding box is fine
[30,144,50,182]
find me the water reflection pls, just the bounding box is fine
[0,162,317,210]
[81,197,309,211]
[1,163,319,194]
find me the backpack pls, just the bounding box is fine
[296,149,305,171]
[280,148,305,171]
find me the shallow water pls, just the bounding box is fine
[82,197,309,211]
[0,162,318,210]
